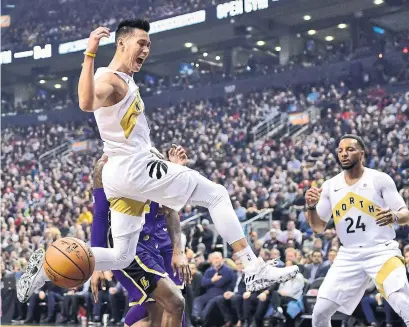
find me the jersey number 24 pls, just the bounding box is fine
[345,216,366,233]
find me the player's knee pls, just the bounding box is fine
[166,289,185,316]
[312,305,330,327]
[113,246,135,269]
[212,183,230,202]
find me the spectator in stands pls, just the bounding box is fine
[77,206,93,225]
[245,200,259,220]
[242,286,270,327]
[181,205,195,221]
[234,201,247,222]
[312,238,325,257]
[108,278,126,324]
[23,287,47,323]
[262,228,281,250]
[303,250,329,284]
[284,248,298,264]
[60,279,91,324]
[324,248,338,267]
[186,262,203,325]
[322,229,335,258]
[192,252,234,326]
[215,259,246,327]
[189,263,204,298]
[201,219,214,255]
[270,248,285,268]
[194,253,210,274]
[42,284,66,323]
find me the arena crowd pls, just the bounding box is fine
[1,79,409,327]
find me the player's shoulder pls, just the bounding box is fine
[365,168,395,190]
[94,68,123,86]
[364,167,393,184]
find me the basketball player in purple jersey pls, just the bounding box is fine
[117,208,189,327]
[91,147,189,327]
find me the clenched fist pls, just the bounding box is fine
[305,187,322,208]
[86,27,111,54]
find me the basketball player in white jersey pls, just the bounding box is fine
[17,19,298,303]
[305,135,409,327]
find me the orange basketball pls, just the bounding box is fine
[44,237,95,289]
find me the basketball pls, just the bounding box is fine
[44,237,95,289]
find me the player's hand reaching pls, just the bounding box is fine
[171,248,192,284]
[90,270,106,303]
[87,27,111,54]
[168,144,189,166]
[375,207,397,226]
[305,187,322,208]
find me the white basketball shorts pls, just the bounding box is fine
[102,151,198,212]
[318,240,408,315]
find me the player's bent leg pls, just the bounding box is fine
[145,301,164,327]
[386,285,409,326]
[92,201,145,271]
[367,248,409,325]
[311,297,340,327]
[92,229,140,271]
[150,277,185,327]
[160,248,186,327]
[188,173,299,291]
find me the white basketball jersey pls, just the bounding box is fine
[316,168,407,248]
[93,67,151,156]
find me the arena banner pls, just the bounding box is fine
[1,15,10,28]
[216,0,270,19]
[72,140,89,152]
[288,112,309,125]
[58,10,206,55]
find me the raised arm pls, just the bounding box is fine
[78,27,113,112]
[306,181,332,234]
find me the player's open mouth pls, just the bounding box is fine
[136,58,144,65]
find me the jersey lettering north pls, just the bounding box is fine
[316,168,407,248]
[93,67,151,156]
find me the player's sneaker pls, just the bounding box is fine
[17,248,47,303]
[244,258,299,292]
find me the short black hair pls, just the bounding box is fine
[115,19,150,45]
[312,250,323,257]
[340,134,366,151]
